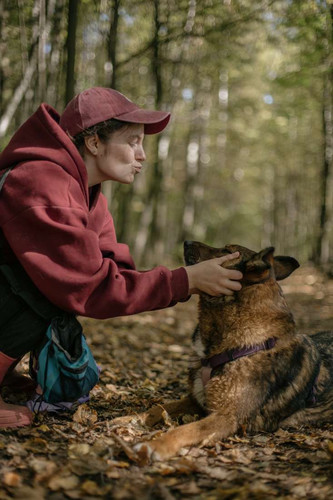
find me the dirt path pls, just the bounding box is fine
[0,265,332,499]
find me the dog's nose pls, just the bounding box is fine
[184,240,193,249]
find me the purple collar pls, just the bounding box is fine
[201,337,276,373]
[200,338,318,405]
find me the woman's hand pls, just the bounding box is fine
[185,252,242,296]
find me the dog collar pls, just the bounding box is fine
[201,337,276,376]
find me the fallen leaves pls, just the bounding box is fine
[0,265,332,498]
[6,442,27,458]
[110,432,147,465]
[327,439,333,454]
[2,471,22,487]
[72,403,98,426]
[68,442,109,476]
[29,457,57,481]
[48,470,80,491]
[23,437,48,453]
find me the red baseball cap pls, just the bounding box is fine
[59,87,170,137]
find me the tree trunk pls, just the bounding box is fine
[0,0,56,138]
[314,4,333,266]
[65,0,79,103]
[134,0,165,265]
[47,0,67,108]
[107,0,120,89]
[38,0,47,102]
[0,0,6,116]
[147,0,164,262]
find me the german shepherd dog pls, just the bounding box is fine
[112,242,333,461]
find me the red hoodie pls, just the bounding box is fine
[0,104,189,319]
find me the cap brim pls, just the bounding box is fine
[115,109,170,135]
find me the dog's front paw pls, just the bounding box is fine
[133,439,177,462]
[133,442,162,462]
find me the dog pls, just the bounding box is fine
[112,242,333,461]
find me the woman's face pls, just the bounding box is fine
[86,123,146,186]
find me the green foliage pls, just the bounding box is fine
[1,0,332,266]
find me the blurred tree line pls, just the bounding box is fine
[0,0,332,271]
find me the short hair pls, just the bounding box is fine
[71,118,129,156]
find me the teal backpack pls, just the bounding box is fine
[0,166,99,405]
[33,314,99,404]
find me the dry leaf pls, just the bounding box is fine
[0,266,332,499]
[175,480,201,495]
[173,457,198,474]
[63,491,82,500]
[35,424,50,433]
[69,456,108,476]
[110,433,141,463]
[72,404,98,426]
[6,442,28,457]
[6,485,46,499]
[48,472,80,491]
[327,440,333,459]
[182,413,197,424]
[23,438,48,453]
[161,407,174,427]
[68,443,91,458]
[81,479,107,496]
[108,460,130,468]
[106,470,120,479]
[2,471,22,487]
[30,457,57,481]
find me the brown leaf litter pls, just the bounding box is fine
[0,265,332,499]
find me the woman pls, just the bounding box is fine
[0,87,242,428]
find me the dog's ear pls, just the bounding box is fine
[273,256,300,280]
[244,247,274,283]
[245,249,300,282]
[246,247,275,270]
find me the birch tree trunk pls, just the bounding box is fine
[0,0,56,138]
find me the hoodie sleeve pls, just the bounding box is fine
[1,204,189,318]
[0,104,190,318]
[0,164,189,319]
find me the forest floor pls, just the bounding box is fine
[0,264,333,500]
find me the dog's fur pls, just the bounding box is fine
[112,242,333,461]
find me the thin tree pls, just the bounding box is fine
[134,0,165,264]
[315,3,333,266]
[37,0,47,102]
[0,0,56,138]
[65,0,79,103]
[107,0,120,89]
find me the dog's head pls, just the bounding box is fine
[184,241,300,286]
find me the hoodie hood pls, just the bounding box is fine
[0,103,189,320]
[0,104,89,203]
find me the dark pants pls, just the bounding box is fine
[0,271,53,358]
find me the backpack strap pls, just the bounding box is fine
[0,164,62,320]
[0,167,14,260]
[0,166,14,192]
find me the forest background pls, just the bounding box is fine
[0,0,332,271]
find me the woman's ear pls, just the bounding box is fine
[84,135,99,155]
